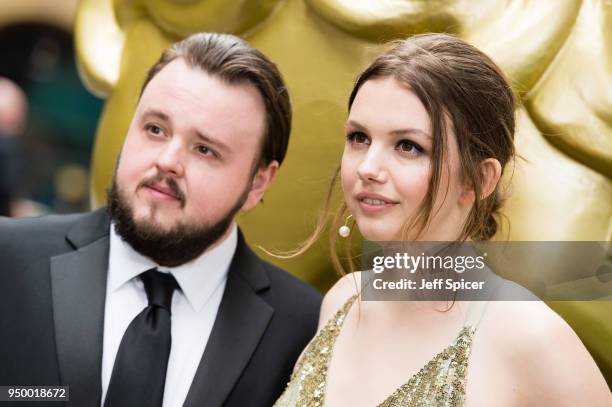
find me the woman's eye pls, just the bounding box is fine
[346,131,370,145]
[396,140,424,154]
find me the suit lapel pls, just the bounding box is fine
[183,232,273,407]
[49,212,272,407]
[50,208,110,406]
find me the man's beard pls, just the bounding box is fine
[107,173,250,267]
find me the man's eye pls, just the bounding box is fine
[346,131,370,145]
[396,140,424,154]
[146,124,164,137]
[196,145,216,157]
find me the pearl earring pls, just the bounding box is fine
[338,214,353,238]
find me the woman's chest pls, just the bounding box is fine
[323,316,473,407]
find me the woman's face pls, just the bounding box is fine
[341,76,470,241]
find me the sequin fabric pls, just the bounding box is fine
[274,294,476,407]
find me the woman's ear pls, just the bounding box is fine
[479,158,502,199]
[459,158,502,205]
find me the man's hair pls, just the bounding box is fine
[140,33,292,167]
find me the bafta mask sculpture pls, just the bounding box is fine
[74,0,611,379]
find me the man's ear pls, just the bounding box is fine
[459,158,502,205]
[241,160,279,211]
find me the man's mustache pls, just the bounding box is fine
[138,172,186,206]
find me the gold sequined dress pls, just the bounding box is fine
[273,294,489,407]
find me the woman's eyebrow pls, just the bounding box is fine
[346,119,430,139]
[345,120,367,131]
[389,128,431,139]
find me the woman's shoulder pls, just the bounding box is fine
[318,272,362,328]
[481,278,592,361]
[477,276,576,356]
[484,300,577,351]
[478,300,611,405]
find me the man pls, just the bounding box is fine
[0,33,321,407]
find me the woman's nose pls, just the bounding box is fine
[356,147,387,183]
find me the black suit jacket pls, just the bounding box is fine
[0,208,322,406]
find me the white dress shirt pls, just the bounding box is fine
[101,222,237,407]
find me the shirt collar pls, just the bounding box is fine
[108,222,237,312]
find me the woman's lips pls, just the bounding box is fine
[357,199,398,212]
[355,193,398,213]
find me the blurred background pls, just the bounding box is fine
[0,0,102,216]
[1,0,611,386]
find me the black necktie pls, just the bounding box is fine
[104,268,179,407]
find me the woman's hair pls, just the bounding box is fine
[350,33,516,242]
[270,33,516,274]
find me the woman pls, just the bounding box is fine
[274,34,611,406]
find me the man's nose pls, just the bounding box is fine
[356,146,387,184]
[155,140,185,177]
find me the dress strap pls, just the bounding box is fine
[347,293,359,308]
[336,293,359,322]
[463,301,490,329]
